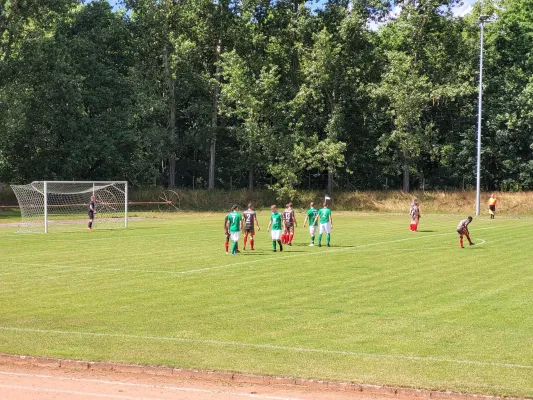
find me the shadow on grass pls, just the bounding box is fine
[416,230,436,232]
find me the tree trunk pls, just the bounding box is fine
[164,49,177,188]
[208,39,221,190]
[402,150,410,192]
[327,170,333,195]
[248,166,254,191]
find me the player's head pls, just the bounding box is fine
[271,204,277,213]
[247,203,253,210]
[310,202,314,208]
[288,202,293,209]
[467,216,473,221]
[231,204,238,211]
[323,201,329,207]
[90,195,95,201]
[490,193,494,197]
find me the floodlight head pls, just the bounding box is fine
[479,15,496,23]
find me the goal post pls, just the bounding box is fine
[11,181,128,233]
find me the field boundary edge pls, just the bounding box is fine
[0,353,530,400]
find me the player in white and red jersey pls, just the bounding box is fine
[282,203,297,245]
[457,216,474,248]
[242,203,260,250]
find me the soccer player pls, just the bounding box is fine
[225,205,243,255]
[303,202,319,246]
[313,201,332,247]
[488,193,497,219]
[409,197,420,232]
[243,203,260,250]
[224,212,231,253]
[282,203,297,245]
[267,204,284,252]
[87,195,95,230]
[457,216,474,248]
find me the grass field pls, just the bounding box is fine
[0,212,532,397]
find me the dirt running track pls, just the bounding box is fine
[0,363,403,400]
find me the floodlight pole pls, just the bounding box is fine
[476,17,487,216]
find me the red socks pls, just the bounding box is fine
[243,235,248,249]
[250,237,254,250]
[460,236,464,248]
[289,232,294,244]
[225,240,229,252]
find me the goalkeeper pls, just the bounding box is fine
[457,216,474,248]
[88,195,95,230]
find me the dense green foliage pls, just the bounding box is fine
[1,0,532,195]
[0,214,532,396]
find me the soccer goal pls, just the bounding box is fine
[11,181,128,233]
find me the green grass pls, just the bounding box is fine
[0,212,532,397]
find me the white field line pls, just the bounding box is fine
[0,384,158,400]
[0,230,495,277]
[0,326,530,371]
[361,238,487,252]
[0,372,301,400]
[4,229,221,242]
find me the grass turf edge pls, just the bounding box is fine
[1,353,531,400]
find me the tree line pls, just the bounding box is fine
[1,0,532,197]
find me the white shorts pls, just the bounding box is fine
[309,225,317,235]
[230,231,240,242]
[319,223,331,234]
[271,230,282,240]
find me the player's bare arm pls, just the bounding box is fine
[255,215,260,231]
[303,215,309,228]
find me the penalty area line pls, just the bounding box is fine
[0,230,495,277]
[0,326,530,371]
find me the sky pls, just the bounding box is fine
[105,0,478,21]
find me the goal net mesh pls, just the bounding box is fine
[11,181,127,233]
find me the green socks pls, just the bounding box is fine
[327,234,330,245]
[232,241,237,254]
[318,234,323,244]
[272,241,276,251]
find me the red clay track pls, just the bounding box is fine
[0,354,523,400]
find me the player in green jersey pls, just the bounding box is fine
[302,201,319,246]
[313,201,332,247]
[267,204,284,252]
[224,204,243,255]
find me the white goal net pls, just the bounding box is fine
[11,181,128,233]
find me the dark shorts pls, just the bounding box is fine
[457,228,466,235]
[225,232,230,240]
[489,205,496,212]
[285,223,294,230]
[88,211,94,219]
[244,226,255,234]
